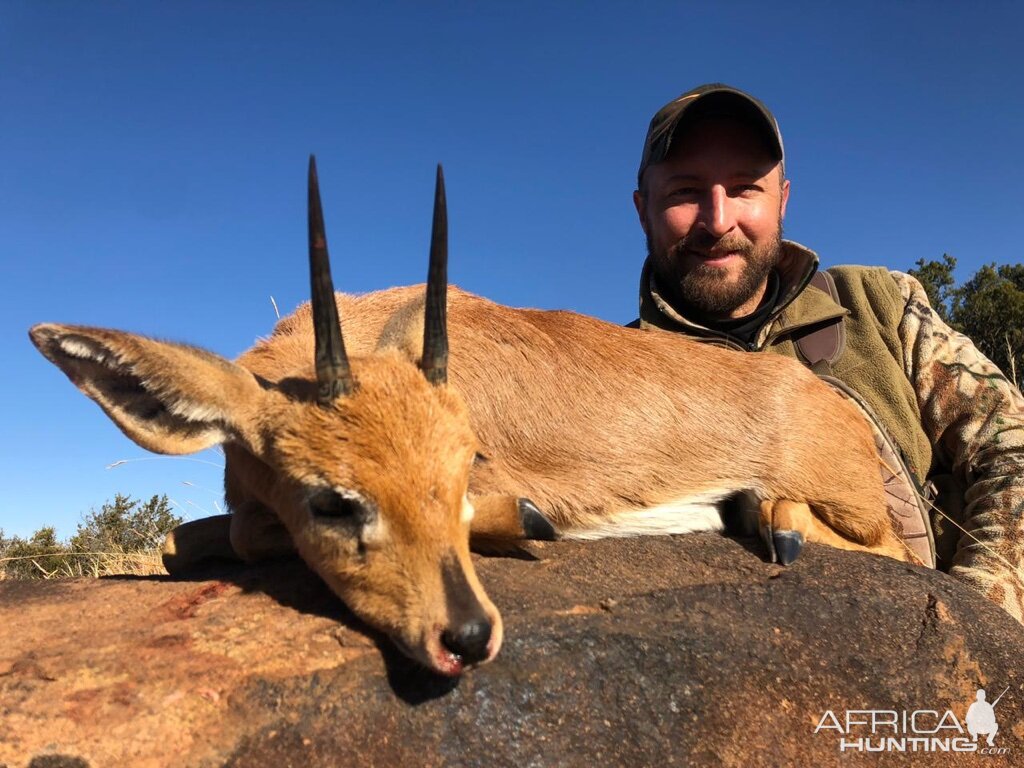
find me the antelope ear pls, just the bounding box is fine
[30,323,267,455]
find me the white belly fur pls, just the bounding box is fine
[563,493,728,541]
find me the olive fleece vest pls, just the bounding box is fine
[635,241,935,486]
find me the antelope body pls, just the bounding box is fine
[261,285,898,548]
[31,161,907,677]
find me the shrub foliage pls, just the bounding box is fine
[909,255,1023,387]
[0,494,182,579]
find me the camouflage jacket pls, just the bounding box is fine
[634,240,1024,624]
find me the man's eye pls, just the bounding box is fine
[665,187,700,202]
[732,184,761,196]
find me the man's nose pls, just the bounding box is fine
[698,185,735,238]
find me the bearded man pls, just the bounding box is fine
[629,83,1024,623]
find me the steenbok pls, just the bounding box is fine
[31,159,909,676]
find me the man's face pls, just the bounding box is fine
[634,116,790,319]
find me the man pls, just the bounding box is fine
[630,83,1024,623]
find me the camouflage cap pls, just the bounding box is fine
[637,83,784,187]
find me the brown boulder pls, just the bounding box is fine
[1,533,1022,767]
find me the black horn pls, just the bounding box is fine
[308,155,354,402]
[421,164,448,386]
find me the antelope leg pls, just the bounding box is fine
[469,495,558,550]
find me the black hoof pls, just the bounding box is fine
[518,498,558,541]
[772,530,805,566]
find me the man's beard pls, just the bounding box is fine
[649,227,783,318]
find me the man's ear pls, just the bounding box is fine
[633,189,650,235]
[30,323,269,455]
[780,177,791,220]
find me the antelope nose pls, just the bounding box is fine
[441,618,492,665]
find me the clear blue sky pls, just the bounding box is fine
[3,2,1022,539]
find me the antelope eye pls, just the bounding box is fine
[309,490,364,521]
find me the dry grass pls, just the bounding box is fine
[0,548,167,580]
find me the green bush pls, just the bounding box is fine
[909,256,1024,387]
[70,493,181,554]
[0,494,182,580]
[0,526,71,579]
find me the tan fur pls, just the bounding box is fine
[247,285,901,554]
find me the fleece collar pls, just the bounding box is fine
[636,240,848,349]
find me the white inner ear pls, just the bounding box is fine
[60,334,226,426]
[461,494,475,524]
[165,400,228,424]
[59,337,110,362]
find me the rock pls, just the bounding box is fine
[1,534,1022,767]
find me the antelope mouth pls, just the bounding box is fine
[429,638,467,677]
[425,625,502,677]
[389,635,465,677]
[390,623,503,677]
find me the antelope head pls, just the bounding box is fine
[29,158,501,676]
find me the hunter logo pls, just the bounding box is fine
[814,687,1011,755]
[966,688,1005,747]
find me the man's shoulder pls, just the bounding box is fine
[823,264,900,287]
[819,265,910,314]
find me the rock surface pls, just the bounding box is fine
[1,533,1022,767]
